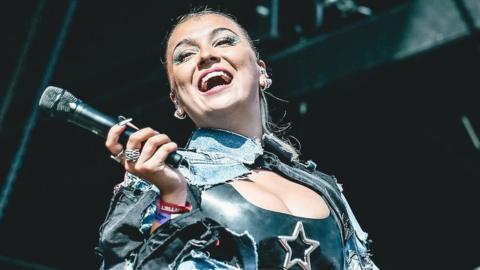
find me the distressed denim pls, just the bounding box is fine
[181,128,374,268]
[98,128,378,269]
[176,128,263,187]
[132,128,263,235]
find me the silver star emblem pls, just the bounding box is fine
[278,221,320,270]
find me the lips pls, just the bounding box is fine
[197,68,233,92]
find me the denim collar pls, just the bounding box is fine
[186,128,263,164]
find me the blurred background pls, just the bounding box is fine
[1,0,479,269]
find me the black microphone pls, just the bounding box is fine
[38,86,185,168]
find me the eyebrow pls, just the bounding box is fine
[173,27,239,52]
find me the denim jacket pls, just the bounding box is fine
[96,128,378,270]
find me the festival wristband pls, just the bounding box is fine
[156,199,192,214]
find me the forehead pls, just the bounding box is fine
[167,14,244,52]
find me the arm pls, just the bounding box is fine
[101,125,257,269]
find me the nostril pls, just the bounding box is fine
[198,54,220,68]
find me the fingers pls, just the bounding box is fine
[124,128,174,171]
[143,141,178,170]
[125,127,158,151]
[136,133,171,164]
[110,127,184,193]
[109,126,178,177]
[106,124,127,155]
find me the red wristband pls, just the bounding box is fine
[156,199,192,214]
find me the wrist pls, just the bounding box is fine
[159,186,187,206]
[156,199,192,214]
[151,196,191,233]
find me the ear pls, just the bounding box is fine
[257,59,272,91]
[257,60,267,89]
[257,59,266,70]
[169,90,178,106]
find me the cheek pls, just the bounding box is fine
[243,60,260,88]
[171,66,193,89]
[170,68,197,105]
[226,50,259,80]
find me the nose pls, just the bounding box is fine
[197,47,220,69]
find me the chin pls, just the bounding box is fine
[204,100,239,115]
[198,82,257,114]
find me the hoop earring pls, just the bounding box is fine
[259,68,272,91]
[174,108,186,120]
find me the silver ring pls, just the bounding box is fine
[124,148,140,162]
[110,149,124,163]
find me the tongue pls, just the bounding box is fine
[205,76,228,91]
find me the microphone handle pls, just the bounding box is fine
[69,101,184,168]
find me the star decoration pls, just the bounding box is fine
[278,221,320,270]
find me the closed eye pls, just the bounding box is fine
[173,51,196,64]
[214,36,239,47]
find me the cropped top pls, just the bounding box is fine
[202,183,344,269]
[96,128,378,270]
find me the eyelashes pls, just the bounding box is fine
[173,35,240,64]
[173,51,195,64]
[214,35,239,47]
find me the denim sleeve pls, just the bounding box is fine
[133,209,257,270]
[96,184,157,270]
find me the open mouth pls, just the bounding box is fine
[198,69,233,92]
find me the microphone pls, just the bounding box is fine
[38,86,185,168]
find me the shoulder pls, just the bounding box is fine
[289,158,340,188]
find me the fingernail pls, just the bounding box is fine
[117,117,133,126]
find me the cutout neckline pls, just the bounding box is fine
[224,183,331,221]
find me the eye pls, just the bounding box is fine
[214,36,239,47]
[173,51,195,64]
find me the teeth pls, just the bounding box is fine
[202,71,227,84]
[201,71,231,91]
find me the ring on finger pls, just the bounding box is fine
[124,148,141,162]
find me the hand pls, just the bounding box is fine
[105,125,187,204]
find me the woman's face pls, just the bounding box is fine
[166,14,263,129]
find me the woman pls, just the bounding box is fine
[98,8,378,270]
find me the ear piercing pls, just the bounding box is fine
[259,67,272,91]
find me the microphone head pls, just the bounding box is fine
[39,86,80,115]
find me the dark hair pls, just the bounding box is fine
[163,7,300,159]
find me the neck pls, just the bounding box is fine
[223,119,263,141]
[200,106,263,141]
[208,116,262,140]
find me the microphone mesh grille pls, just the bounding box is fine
[39,86,79,114]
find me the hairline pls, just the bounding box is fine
[163,11,258,67]
[172,27,240,56]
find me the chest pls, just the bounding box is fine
[230,169,330,219]
[200,183,345,270]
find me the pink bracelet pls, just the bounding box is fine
[156,199,192,214]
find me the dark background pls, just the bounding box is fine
[1,0,479,269]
